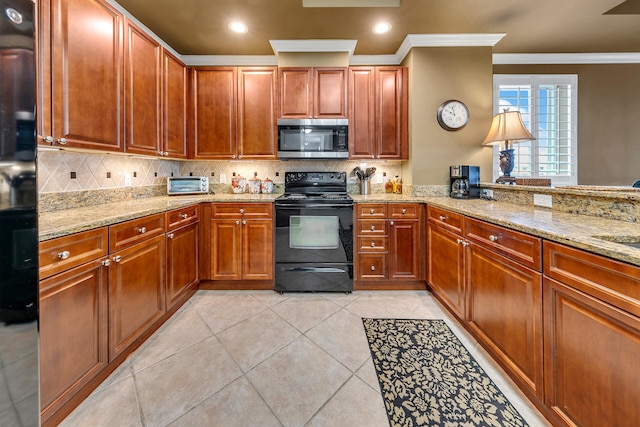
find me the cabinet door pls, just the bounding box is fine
[51,0,123,151]
[124,20,161,156]
[279,67,312,118]
[427,223,465,320]
[162,50,187,158]
[109,235,165,359]
[348,67,375,159]
[211,219,242,280]
[467,243,544,400]
[544,277,640,427]
[357,253,387,280]
[375,66,408,159]
[237,67,277,159]
[242,219,273,280]
[389,219,420,281]
[40,259,108,414]
[166,222,199,310]
[314,67,347,118]
[191,67,237,158]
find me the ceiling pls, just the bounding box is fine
[113,0,640,57]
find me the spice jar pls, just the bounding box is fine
[248,173,262,194]
[261,177,273,194]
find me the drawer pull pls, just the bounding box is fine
[56,138,67,145]
[370,242,376,247]
[242,220,246,225]
[167,233,174,239]
[489,235,499,242]
[439,215,446,221]
[370,265,376,271]
[370,209,375,214]
[389,221,394,226]
[235,220,240,225]
[137,227,147,234]
[112,255,122,263]
[457,239,469,247]
[101,259,111,267]
[180,213,188,219]
[57,250,70,260]
[370,225,375,231]
[402,208,406,214]
[239,208,245,214]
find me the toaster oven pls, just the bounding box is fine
[167,176,209,195]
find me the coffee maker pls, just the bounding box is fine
[450,165,480,199]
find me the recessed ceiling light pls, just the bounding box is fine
[229,21,248,34]
[373,22,392,34]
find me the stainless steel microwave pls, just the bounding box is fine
[277,118,348,159]
[167,176,209,195]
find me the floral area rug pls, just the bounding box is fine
[362,318,529,427]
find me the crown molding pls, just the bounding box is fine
[269,39,358,55]
[349,55,400,65]
[181,55,278,66]
[493,53,640,64]
[396,33,506,63]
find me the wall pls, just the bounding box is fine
[494,63,640,186]
[403,47,494,186]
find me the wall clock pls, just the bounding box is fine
[436,100,469,131]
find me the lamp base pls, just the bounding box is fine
[495,175,516,184]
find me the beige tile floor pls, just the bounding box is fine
[60,290,552,427]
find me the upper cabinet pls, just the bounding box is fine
[123,20,161,156]
[161,50,188,159]
[40,0,124,151]
[348,66,408,160]
[191,67,277,160]
[279,67,348,119]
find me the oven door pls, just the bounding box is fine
[275,204,353,292]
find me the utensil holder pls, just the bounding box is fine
[361,178,371,195]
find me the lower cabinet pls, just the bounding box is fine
[108,234,166,360]
[166,206,199,310]
[39,258,109,422]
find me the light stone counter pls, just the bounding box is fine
[40,192,640,268]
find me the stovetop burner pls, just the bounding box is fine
[275,171,353,206]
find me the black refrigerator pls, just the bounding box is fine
[1,0,39,425]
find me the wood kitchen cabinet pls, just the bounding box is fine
[162,50,188,158]
[191,67,277,159]
[543,241,640,427]
[279,67,348,118]
[108,214,166,360]
[165,206,199,310]
[348,66,408,160]
[206,203,273,286]
[355,203,423,289]
[123,20,161,156]
[39,0,124,151]
[38,229,110,426]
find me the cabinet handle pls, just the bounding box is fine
[112,255,122,263]
[242,220,246,225]
[489,235,499,242]
[402,208,406,214]
[137,227,147,234]
[239,208,244,214]
[235,220,240,225]
[101,259,111,267]
[180,213,188,219]
[462,241,469,247]
[57,250,70,260]
[43,135,54,143]
[370,209,375,214]
[163,152,169,157]
[238,155,242,159]
[370,225,375,231]
[456,239,469,247]
[370,242,376,247]
[56,138,67,145]
[370,265,376,271]
[439,215,446,221]
[167,233,174,239]
[232,155,236,159]
[371,155,375,159]
[389,220,395,226]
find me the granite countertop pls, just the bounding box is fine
[39,193,640,268]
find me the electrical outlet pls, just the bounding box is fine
[124,173,132,187]
[533,194,552,208]
[376,174,383,183]
[219,173,226,184]
[481,189,494,199]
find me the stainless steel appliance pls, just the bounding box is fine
[274,172,353,293]
[0,0,38,423]
[277,119,348,159]
[167,176,209,195]
[450,165,480,199]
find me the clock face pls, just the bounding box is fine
[437,100,469,131]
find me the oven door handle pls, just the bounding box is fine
[283,267,348,273]
[275,203,353,209]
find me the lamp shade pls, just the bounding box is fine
[482,110,535,146]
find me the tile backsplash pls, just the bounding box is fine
[37,149,403,193]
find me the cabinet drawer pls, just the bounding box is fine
[357,253,387,280]
[356,203,387,218]
[109,213,166,252]
[389,203,420,219]
[357,219,387,235]
[465,217,542,270]
[211,203,273,219]
[544,241,640,317]
[427,205,463,235]
[39,228,109,280]
[167,205,199,230]
[358,236,388,252]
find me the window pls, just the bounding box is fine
[492,75,578,185]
